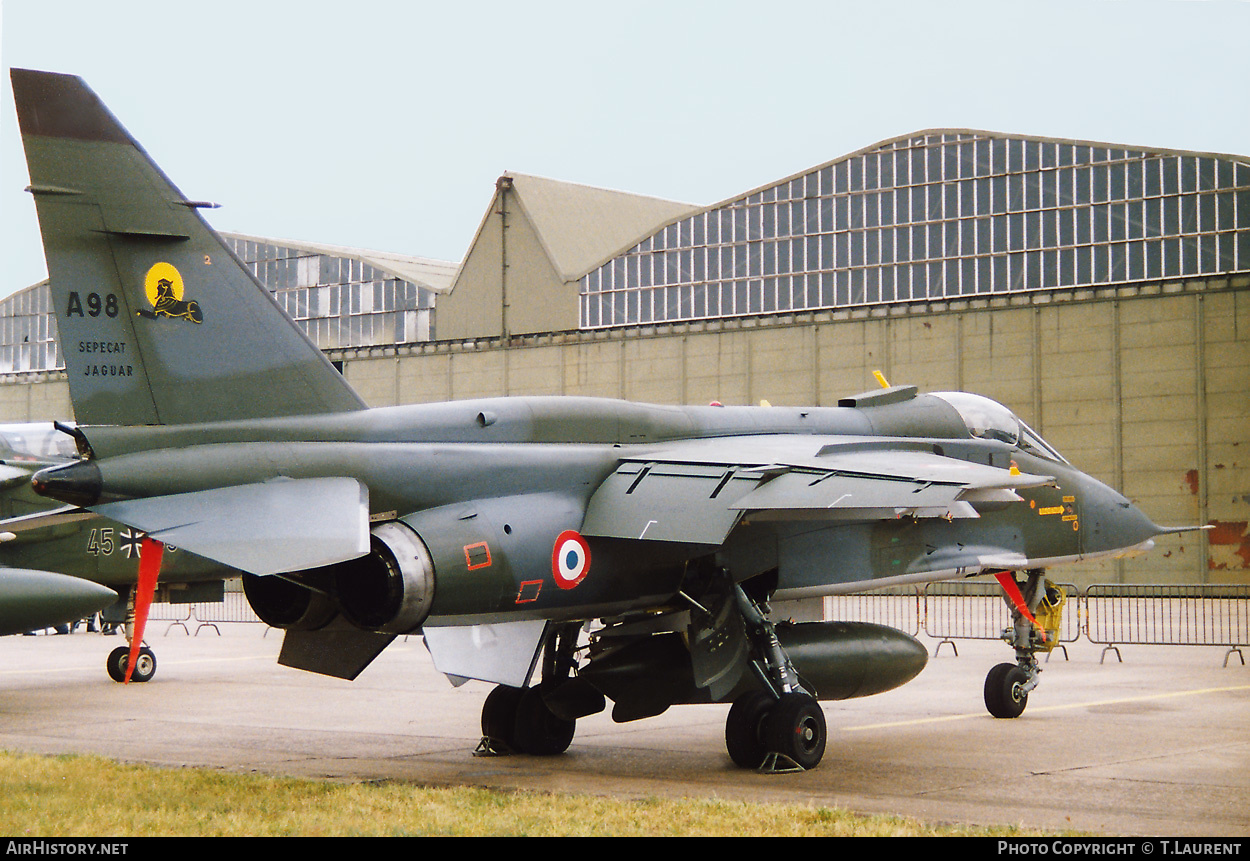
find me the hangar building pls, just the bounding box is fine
[2,129,1247,586]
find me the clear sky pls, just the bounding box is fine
[2,0,1247,299]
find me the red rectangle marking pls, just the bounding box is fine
[515,580,542,603]
[464,541,492,570]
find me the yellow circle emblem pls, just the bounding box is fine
[144,262,184,308]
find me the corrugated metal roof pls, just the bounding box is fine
[221,232,459,293]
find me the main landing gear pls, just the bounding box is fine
[723,585,826,772]
[985,569,1065,719]
[472,579,829,773]
[726,689,826,771]
[479,684,576,756]
[476,623,603,757]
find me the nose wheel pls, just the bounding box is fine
[107,542,164,685]
[986,569,1062,718]
[107,644,156,684]
[983,662,1029,718]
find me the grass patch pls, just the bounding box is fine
[1,750,1057,837]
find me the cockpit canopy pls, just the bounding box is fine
[931,392,1068,463]
[0,423,78,461]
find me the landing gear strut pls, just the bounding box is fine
[985,570,1065,718]
[724,584,826,772]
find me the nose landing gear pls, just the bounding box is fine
[107,643,156,684]
[985,570,1065,718]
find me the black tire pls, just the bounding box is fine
[106,646,130,683]
[512,686,576,756]
[763,692,827,770]
[480,685,525,751]
[725,690,775,769]
[106,645,156,684]
[984,662,1029,718]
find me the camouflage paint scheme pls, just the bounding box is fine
[8,69,1187,770]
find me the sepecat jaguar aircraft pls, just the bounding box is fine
[9,68,1188,771]
[0,422,235,676]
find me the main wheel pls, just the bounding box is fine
[984,662,1029,718]
[106,645,156,683]
[480,685,525,752]
[725,690,775,769]
[512,686,576,756]
[763,692,826,770]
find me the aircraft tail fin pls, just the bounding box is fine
[11,69,365,426]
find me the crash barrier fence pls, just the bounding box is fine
[144,582,1248,666]
[824,582,1249,666]
[151,591,263,636]
[1084,584,1249,666]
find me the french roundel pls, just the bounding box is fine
[551,530,591,590]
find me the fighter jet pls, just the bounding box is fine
[0,421,234,677]
[0,423,115,635]
[10,69,1185,771]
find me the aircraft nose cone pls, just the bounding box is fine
[1079,478,1161,556]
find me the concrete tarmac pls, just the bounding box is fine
[1,622,1246,837]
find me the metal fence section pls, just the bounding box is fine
[139,581,1249,666]
[822,587,922,637]
[1084,584,1249,665]
[818,581,1247,665]
[195,591,262,625]
[149,600,193,636]
[921,581,1010,651]
[148,601,192,623]
[145,591,263,636]
[921,581,1082,654]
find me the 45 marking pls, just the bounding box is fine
[86,527,176,558]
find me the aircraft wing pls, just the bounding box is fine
[580,435,1053,545]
